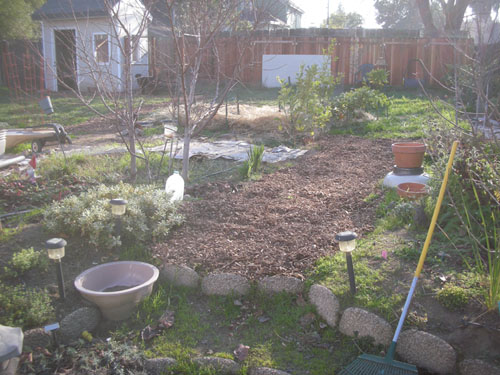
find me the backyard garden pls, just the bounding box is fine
[0,66,499,375]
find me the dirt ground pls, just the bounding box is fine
[155,136,393,279]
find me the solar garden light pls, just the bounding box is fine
[335,231,358,295]
[110,198,127,237]
[46,238,67,299]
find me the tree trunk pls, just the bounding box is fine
[124,36,137,180]
[443,0,469,33]
[181,132,190,180]
[416,0,439,35]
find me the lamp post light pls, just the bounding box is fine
[110,198,127,237]
[46,238,67,299]
[335,231,358,295]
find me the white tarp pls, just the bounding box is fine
[150,140,307,163]
[262,54,330,88]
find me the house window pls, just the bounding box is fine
[124,36,142,63]
[94,34,109,63]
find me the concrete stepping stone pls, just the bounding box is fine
[201,273,250,296]
[144,357,178,374]
[194,357,240,374]
[459,359,500,375]
[59,307,101,344]
[249,367,292,375]
[257,276,304,294]
[308,284,340,327]
[396,330,456,374]
[22,328,51,351]
[339,307,392,346]
[161,264,200,288]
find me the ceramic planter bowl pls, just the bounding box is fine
[74,261,159,320]
[397,182,428,200]
[392,142,426,168]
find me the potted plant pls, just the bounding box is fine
[392,142,426,168]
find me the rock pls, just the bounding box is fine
[257,276,304,294]
[161,264,200,288]
[339,307,392,346]
[396,330,456,374]
[308,284,340,327]
[459,359,500,375]
[248,367,291,375]
[201,273,250,296]
[194,357,240,374]
[22,328,52,351]
[144,357,178,374]
[58,307,101,344]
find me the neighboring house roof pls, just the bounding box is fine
[32,0,119,21]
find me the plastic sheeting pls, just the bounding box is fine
[150,140,307,163]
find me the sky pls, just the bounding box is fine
[292,0,380,29]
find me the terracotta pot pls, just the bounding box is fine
[392,142,426,168]
[397,182,428,200]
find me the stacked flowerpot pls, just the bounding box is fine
[383,142,430,190]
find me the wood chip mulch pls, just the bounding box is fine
[154,136,393,279]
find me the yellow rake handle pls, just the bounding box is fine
[414,141,458,277]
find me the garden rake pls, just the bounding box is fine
[339,141,459,375]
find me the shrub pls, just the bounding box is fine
[331,86,390,125]
[436,285,469,309]
[278,59,341,142]
[0,285,54,328]
[366,69,389,90]
[4,247,48,278]
[43,182,184,250]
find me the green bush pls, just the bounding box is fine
[43,182,184,250]
[0,285,54,328]
[332,86,389,125]
[278,59,341,141]
[436,285,469,309]
[366,69,389,90]
[4,247,48,277]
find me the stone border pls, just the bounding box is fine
[17,263,492,375]
[159,264,465,375]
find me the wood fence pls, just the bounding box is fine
[151,29,472,87]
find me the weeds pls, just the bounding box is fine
[436,285,470,310]
[0,285,54,328]
[3,247,48,278]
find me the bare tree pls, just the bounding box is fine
[36,0,158,180]
[155,0,284,180]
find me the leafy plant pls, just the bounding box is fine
[366,69,389,90]
[278,58,341,142]
[240,144,264,179]
[0,285,54,328]
[331,86,390,125]
[436,285,469,309]
[3,247,48,277]
[43,182,184,250]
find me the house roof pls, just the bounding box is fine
[32,0,119,21]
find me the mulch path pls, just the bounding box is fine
[155,135,393,279]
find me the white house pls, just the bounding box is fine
[32,0,150,92]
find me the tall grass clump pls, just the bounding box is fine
[240,144,265,179]
[425,127,500,310]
